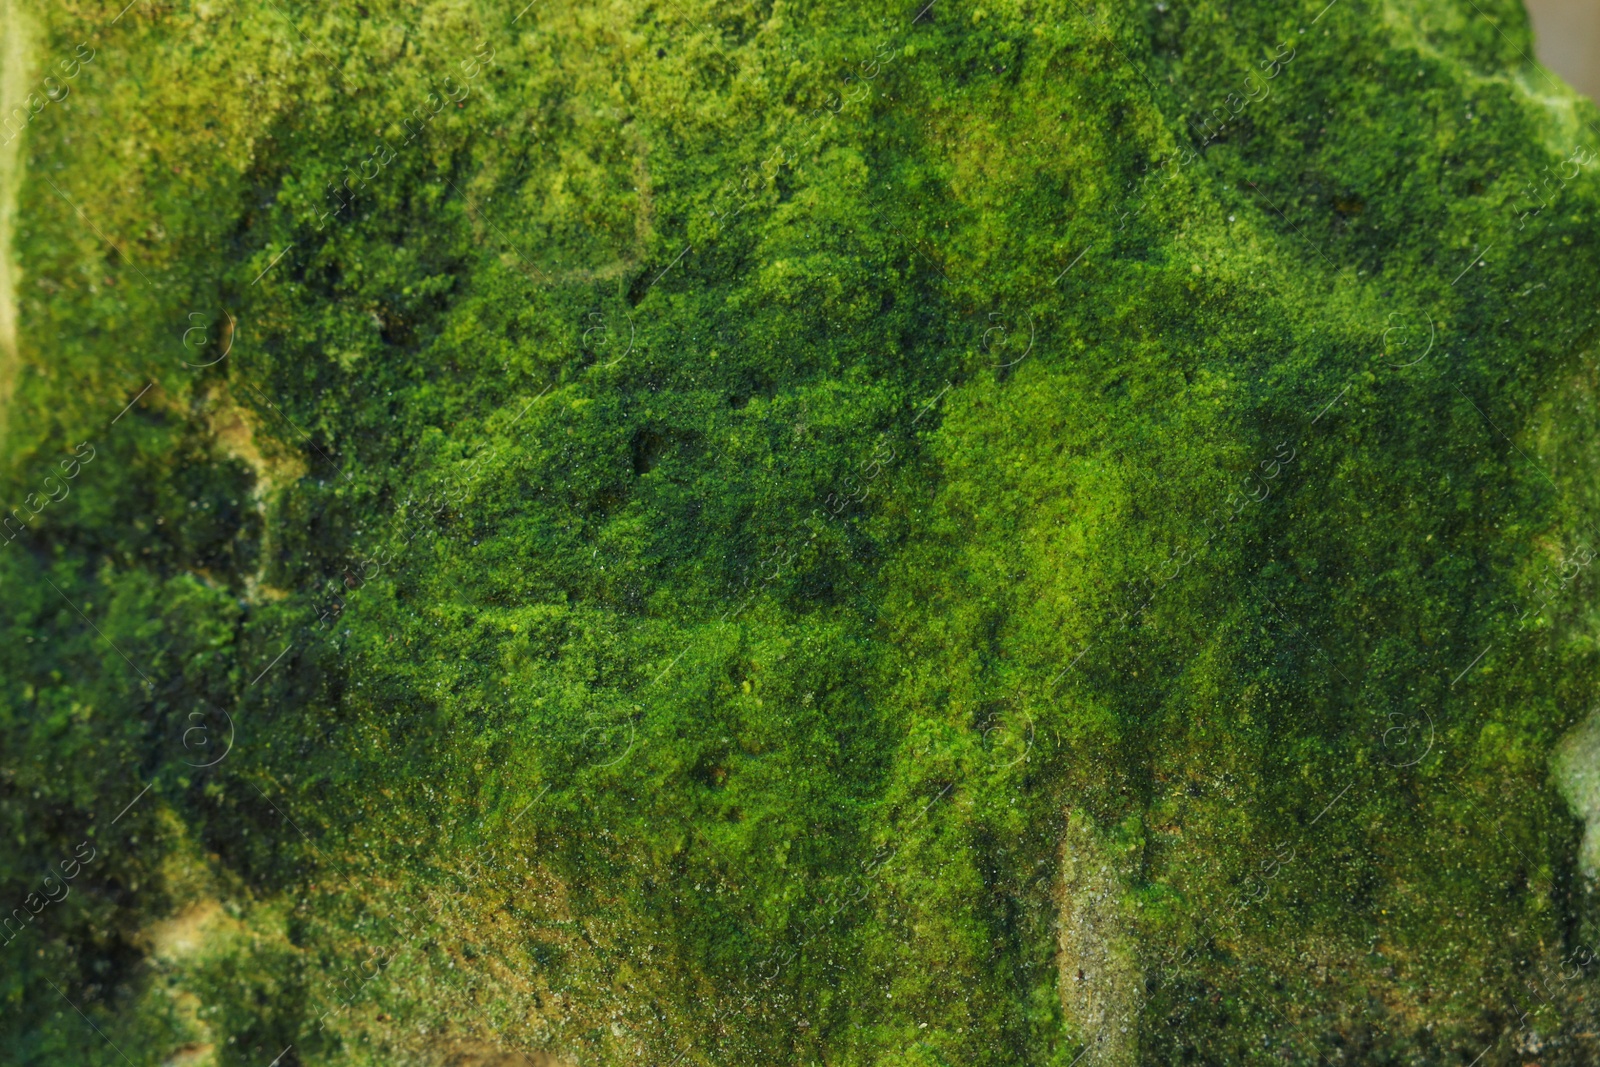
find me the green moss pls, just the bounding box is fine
[6,0,1600,1064]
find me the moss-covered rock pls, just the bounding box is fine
[5,0,1600,1064]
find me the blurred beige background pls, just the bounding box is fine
[1527,0,1600,100]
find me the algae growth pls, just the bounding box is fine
[4,0,1600,1064]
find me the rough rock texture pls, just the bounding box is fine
[1554,709,1600,876]
[1057,811,1143,1066]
